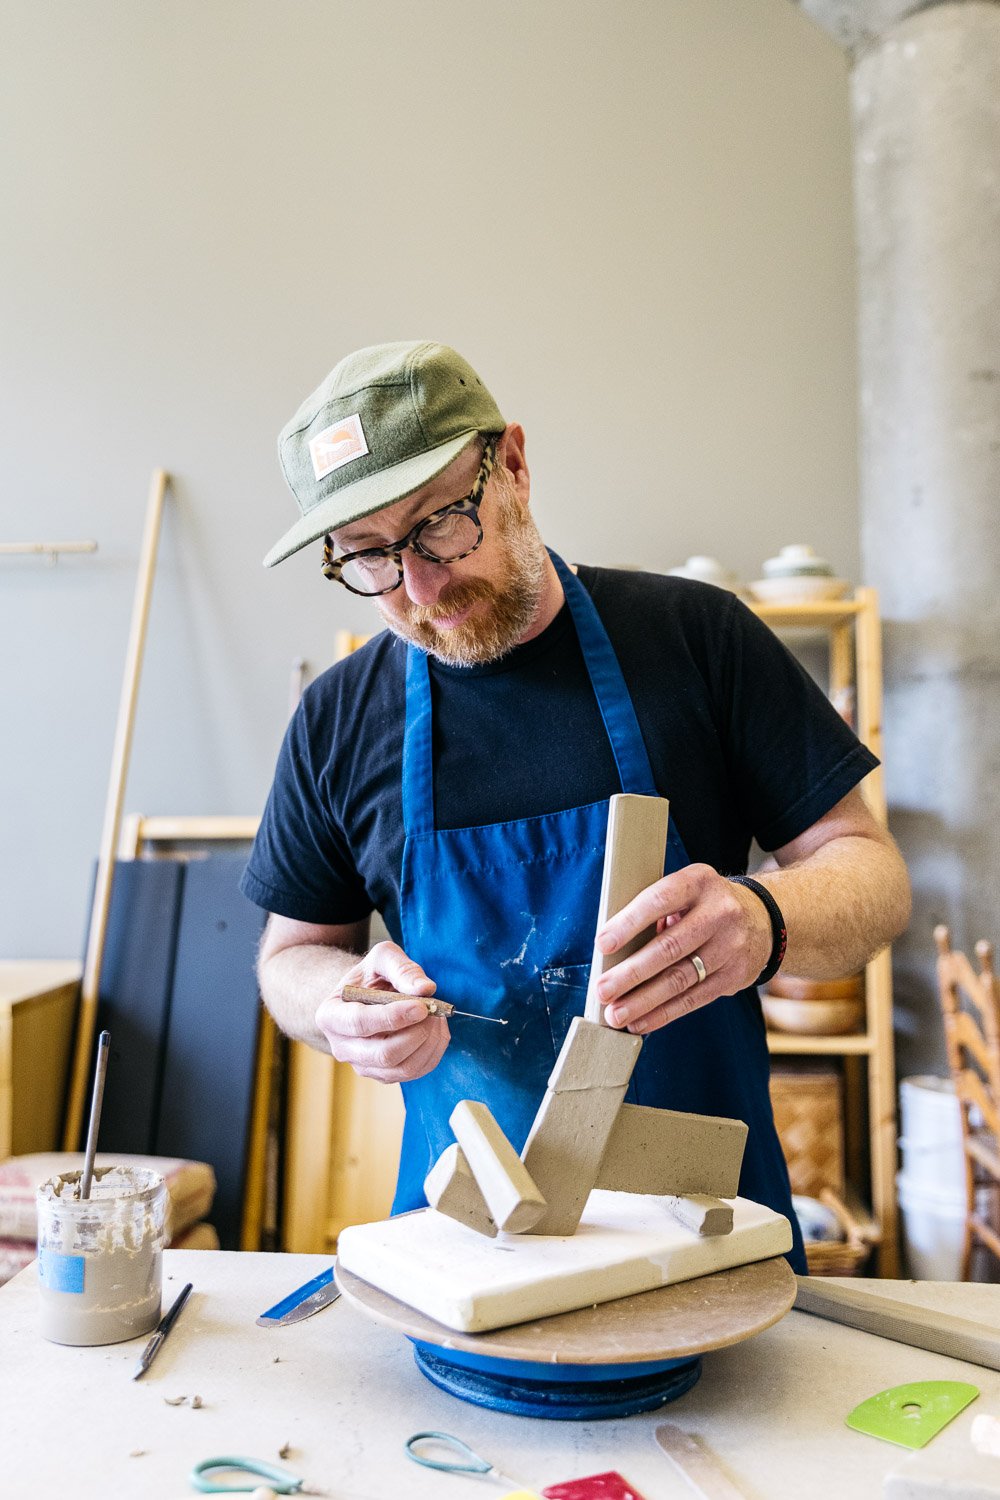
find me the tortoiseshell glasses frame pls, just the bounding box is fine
[322,439,497,595]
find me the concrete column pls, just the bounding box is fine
[796,1,1000,1076]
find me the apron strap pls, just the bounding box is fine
[402,645,436,837]
[402,551,660,837]
[549,551,658,797]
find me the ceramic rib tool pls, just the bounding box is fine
[846,1381,979,1449]
[342,984,508,1024]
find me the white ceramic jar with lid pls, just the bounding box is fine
[761,544,834,579]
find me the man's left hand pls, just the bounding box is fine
[595,864,772,1033]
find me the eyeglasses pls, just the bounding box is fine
[322,440,497,595]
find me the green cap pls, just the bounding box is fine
[265,340,506,567]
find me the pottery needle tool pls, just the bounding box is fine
[133,1280,194,1380]
[79,1029,110,1199]
[342,984,508,1024]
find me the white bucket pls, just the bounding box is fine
[897,1170,967,1281]
[899,1075,962,1144]
[898,1075,965,1194]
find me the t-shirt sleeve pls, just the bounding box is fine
[718,596,880,852]
[239,697,373,924]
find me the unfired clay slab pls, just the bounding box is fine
[336,1189,792,1333]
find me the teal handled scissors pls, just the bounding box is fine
[190,1455,305,1493]
[405,1431,527,1490]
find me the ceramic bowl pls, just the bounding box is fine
[667,555,742,592]
[766,973,863,1002]
[749,576,850,604]
[761,994,864,1036]
[762,544,833,579]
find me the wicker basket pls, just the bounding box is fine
[769,1065,845,1198]
[804,1188,877,1276]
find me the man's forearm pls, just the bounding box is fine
[756,831,911,979]
[258,941,363,1050]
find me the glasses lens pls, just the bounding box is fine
[340,555,400,595]
[416,511,481,561]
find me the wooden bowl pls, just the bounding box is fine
[766,973,863,1002]
[761,994,864,1036]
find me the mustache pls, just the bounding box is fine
[406,578,498,624]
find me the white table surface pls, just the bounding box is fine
[3,1251,1000,1499]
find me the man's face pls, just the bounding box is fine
[330,435,548,667]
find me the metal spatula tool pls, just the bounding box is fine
[257,1264,342,1326]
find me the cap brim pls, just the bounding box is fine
[263,432,479,568]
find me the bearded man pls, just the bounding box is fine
[241,341,910,1271]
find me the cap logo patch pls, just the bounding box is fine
[309,413,368,481]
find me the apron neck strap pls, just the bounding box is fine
[402,551,658,837]
[549,551,658,797]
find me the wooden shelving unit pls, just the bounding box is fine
[750,587,899,1276]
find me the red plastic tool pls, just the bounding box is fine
[542,1473,648,1500]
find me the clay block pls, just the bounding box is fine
[596,1103,748,1199]
[548,1016,643,1092]
[794,1279,1000,1370]
[521,1082,629,1235]
[450,1101,546,1233]
[661,1194,734,1236]
[424,1143,497,1238]
[585,793,670,1024]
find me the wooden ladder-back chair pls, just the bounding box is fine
[934,924,1000,1278]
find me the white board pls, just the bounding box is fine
[337,1190,792,1333]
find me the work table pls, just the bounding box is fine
[3,1251,999,1498]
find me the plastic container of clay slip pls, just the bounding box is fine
[36,1165,167,1346]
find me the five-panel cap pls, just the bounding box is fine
[265,340,507,567]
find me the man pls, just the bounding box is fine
[242,340,911,1271]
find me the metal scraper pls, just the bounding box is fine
[256,1264,341,1326]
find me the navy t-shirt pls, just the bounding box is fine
[241,566,878,935]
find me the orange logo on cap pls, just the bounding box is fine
[309,413,368,481]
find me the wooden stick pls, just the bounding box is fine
[794,1277,1000,1371]
[654,1424,749,1499]
[63,470,169,1149]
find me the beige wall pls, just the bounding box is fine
[0,0,855,957]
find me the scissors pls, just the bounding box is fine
[190,1455,305,1493]
[405,1431,527,1490]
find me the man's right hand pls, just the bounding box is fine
[315,939,450,1084]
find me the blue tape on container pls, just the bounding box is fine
[39,1250,85,1293]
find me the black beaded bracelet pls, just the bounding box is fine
[728,875,787,986]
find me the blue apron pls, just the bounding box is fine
[390,551,805,1271]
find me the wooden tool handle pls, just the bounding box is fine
[342,984,454,1017]
[794,1276,1000,1371]
[654,1423,748,1499]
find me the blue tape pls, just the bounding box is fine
[39,1250,86,1294]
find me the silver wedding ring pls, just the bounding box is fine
[690,954,707,984]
